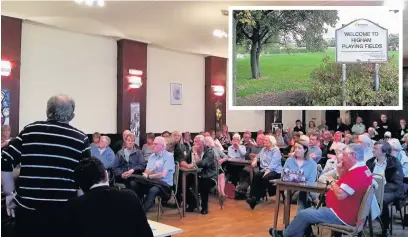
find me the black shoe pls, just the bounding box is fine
[269,228,283,237]
[381,230,390,237]
[246,197,259,209]
[186,206,196,212]
[201,209,208,215]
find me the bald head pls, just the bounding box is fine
[122,130,131,140]
[46,95,75,123]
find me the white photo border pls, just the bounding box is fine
[228,5,403,111]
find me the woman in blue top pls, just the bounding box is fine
[246,135,283,209]
[283,136,318,214]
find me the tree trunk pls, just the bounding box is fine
[256,44,262,77]
[250,41,261,79]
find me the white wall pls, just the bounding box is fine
[226,110,265,132]
[146,47,205,133]
[282,111,303,129]
[19,22,117,133]
[306,110,325,126]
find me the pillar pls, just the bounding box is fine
[1,16,22,136]
[117,39,147,145]
[204,56,227,133]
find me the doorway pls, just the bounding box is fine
[325,110,340,131]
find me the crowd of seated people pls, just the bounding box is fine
[85,114,407,219]
[4,103,408,237]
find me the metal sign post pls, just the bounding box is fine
[374,63,380,91]
[342,64,347,106]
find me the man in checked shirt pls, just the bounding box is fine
[1,95,91,237]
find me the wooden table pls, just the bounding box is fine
[270,179,373,237]
[227,158,254,181]
[148,220,183,237]
[179,167,200,217]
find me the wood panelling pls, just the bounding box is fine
[205,56,227,132]
[117,39,147,141]
[1,16,22,137]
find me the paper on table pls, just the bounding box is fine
[150,225,156,231]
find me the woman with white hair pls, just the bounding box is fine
[356,134,374,162]
[204,136,228,202]
[388,138,408,177]
[226,133,247,186]
[246,135,282,209]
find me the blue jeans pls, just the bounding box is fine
[283,207,344,237]
[143,186,161,212]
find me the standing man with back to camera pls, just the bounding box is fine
[1,95,91,237]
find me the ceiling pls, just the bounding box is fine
[1,0,406,58]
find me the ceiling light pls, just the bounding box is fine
[213,29,228,38]
[383,0,404,10]
[74,0,104,7]
[97,0,104,7]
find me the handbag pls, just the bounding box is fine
[225,181,236,199]
[281,168,306,183]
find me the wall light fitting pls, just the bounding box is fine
[212,85,225,96]
[128,69,143,89]
[1,60,11,77]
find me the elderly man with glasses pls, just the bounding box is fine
[269,144,373,237]
[130,136,175,213]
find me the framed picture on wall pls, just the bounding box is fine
[170,83,183,105]
[271,123,283,134]
[130,102,140,146]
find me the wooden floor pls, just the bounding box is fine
[146,196,407,237]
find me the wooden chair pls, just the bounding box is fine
[156,161,183,221]
[317,185,375,237]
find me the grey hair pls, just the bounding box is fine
[46,95,75,123]
[204,136,215,147]
[195,135,205,142]
[232,133,241,140]
[100,136,111,145]
[346,144,365,161]
[154,136,167,149]
[265,135,277,147]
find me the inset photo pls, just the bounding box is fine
[229,6,403,110]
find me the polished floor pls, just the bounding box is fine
[146,196,406,237]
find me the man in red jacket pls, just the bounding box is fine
[270,144,373,237]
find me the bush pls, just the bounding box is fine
[309,56,399,106]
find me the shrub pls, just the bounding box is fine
[308,56,399,106]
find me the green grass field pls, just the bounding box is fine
[236,49,399,97]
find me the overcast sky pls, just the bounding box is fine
[323,8,401,38]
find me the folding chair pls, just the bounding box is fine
[318,185,375,237]
[156,161,183,221]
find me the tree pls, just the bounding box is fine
[235,10,338,79]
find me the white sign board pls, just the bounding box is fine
[335,19,388,63]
